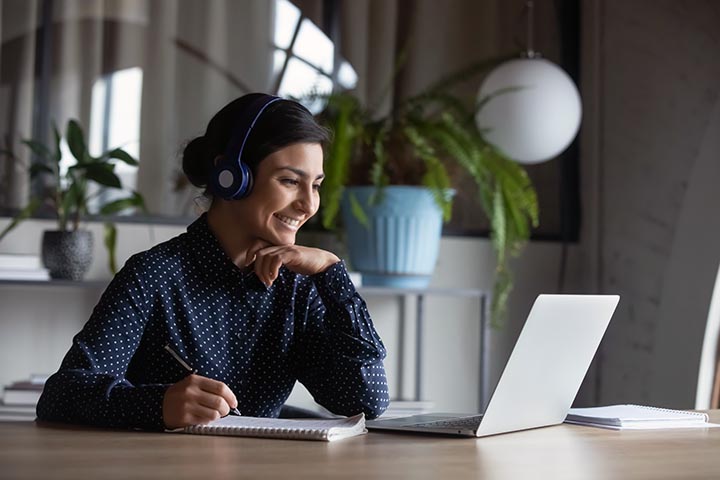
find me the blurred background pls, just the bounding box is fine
[1,0,719,416]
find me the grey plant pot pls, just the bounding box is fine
[41,230,93,281]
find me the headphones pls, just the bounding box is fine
[210,94,283,200]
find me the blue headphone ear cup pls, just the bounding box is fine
[210,159,242,200]
[235,162,254,199]
[210,157,253,200]
[234,161,254,199]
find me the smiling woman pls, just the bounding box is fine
[35,93,390,430]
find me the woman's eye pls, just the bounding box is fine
[313,183,321,191]
[280,178,299,186]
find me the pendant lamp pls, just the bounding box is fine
[475,1,582,164]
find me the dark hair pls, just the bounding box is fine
[182,93,329,193]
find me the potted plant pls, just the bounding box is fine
[309,68,539,327]
[0,119,145,280]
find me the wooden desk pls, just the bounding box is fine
[2,412,720,479]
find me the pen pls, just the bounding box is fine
[163,343,242,416]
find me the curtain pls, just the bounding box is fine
[0,0,39,210]
[0,0,275,216]
[1,0,569,231]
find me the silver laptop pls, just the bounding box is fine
[367,294,619,437]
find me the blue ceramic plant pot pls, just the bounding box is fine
[341,186,445,288]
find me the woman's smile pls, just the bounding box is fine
[273,213,302,229]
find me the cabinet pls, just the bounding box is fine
[0,280,490,411]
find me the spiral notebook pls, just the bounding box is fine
[170,413,366,442]
[565,404,718,430]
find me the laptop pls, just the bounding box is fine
[367,294,620,437]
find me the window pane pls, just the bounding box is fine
[107,67,142,165]
[278,57,332,113]
[338,60,358,90]
[272,49,287,84]
[293,18,334,75]
[274,0,300,50]
[87,67,143,212]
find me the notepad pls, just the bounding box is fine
[171,413,366,441]
[565,404,716,430]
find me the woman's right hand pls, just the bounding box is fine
[162,374,238,429]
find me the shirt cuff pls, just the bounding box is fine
[311,260,358,304]
[109,383,170,431]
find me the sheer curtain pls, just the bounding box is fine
[0,0,274,216]
[0,0,40,210]
[1,0,562,223]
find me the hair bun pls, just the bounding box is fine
[182,135,211,188]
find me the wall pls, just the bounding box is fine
[0,216,572,413]
[584,0,720,408]
[3,0,720,416]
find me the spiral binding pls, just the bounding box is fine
[627,404,706,419]
[187,424,327,440]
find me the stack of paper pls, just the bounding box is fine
[565,404,716,430]
[0,374,47,421]
[0,253,49,281]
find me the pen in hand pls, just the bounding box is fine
[163,343,242,416]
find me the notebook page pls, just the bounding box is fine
[172,413,366,441]
[565,404,718,429]
[199,414,362,431]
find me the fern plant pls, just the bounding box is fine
[311,83,539,327]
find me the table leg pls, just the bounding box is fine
[415,294,425,401]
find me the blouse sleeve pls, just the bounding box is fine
[294,261,390,419]
[36,255,168,430]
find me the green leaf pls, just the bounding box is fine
[81,163,122,188]
[320,95,357,230]
[29,163,54,177]
[99,192,145,215]
[490,267,513,329]
[348,192,369,228]
[52,123,62,163]
[66,119,88,164]
[21,140,53,161]
[103,222,118,274]
[105,148,139,166]
[59,180,85,231]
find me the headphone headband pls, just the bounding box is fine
[211,94,282,200]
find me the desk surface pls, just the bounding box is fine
[2,412,720,480]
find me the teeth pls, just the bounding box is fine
[275,214,300,227]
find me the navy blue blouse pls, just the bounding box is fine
[36,214,389,430]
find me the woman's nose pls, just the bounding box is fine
[294,186,317,214]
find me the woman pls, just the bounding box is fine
[37,93,390,430]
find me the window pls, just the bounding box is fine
[272,0,356,112]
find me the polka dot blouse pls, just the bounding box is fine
[36,213,390,430]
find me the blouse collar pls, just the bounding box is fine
[186,213,267,290]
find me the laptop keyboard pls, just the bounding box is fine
[412,415,483,429]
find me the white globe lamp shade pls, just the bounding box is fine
[475,57,582,164]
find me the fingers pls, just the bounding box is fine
[254,249,284,286]
[244,238,273,267]
[196,375,238,411]
[162,374,238,429]
[248,245,342,285]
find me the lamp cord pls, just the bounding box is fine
[526,0,536,58]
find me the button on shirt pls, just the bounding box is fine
[37,214,390,430]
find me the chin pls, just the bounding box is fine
[270,232,297,246]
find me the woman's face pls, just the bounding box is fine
[231,142,324,246]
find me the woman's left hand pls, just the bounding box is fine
[246,244,340,286]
